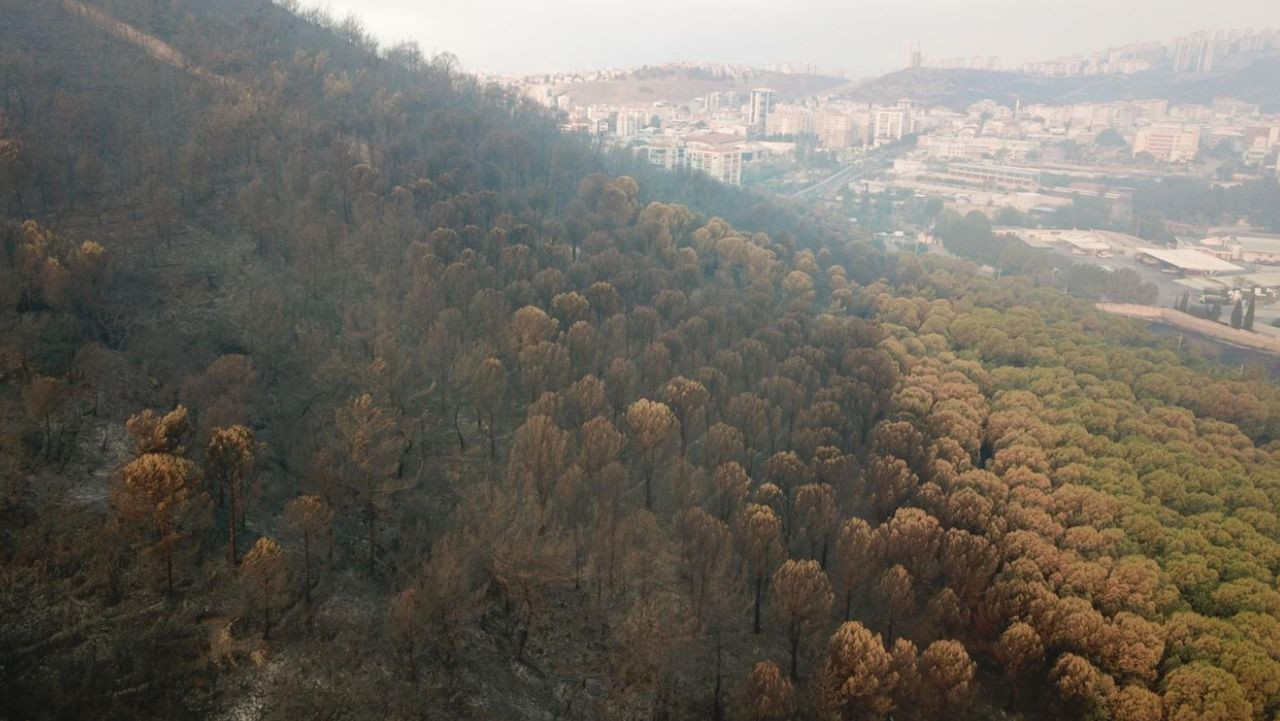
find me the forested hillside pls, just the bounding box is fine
[2,2,1280,721]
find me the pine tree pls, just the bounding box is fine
[206,425,259,564]
[1231,299,1244,329]
[282,495,333,607]
[771,559,833,679]
[1244,290,1256,330]
[240,537,287,639]
[740,661,795,721]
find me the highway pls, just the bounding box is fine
[788,143,906,200]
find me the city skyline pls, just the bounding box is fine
[310,0,1280,77]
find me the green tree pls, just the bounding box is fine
[1162,663,1252,721]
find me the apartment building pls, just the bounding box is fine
[685,139,745,186]
[1133,124,1202,162]
[766,107,814,137]
[749,88,775,135]
[636,134,747,186]
[615,111,647,138]
[637,139,686,172]
[815,110,872,148]
[874,107,913,143]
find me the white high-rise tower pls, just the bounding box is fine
[749,88,775,135]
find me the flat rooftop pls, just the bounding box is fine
[1001,228,1115,251]
[1137,248,1243,274]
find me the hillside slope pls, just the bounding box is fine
[3,3,1280,721]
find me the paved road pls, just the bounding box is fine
[789,145,906,200]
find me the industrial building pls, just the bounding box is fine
[1135,248,1242,275]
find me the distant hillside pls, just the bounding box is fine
[552,67,845,105]
[838,55,1280,110]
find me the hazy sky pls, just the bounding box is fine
[311,0,1280,78]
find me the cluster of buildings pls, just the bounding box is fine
[1008,227,1280,318]
[1018,41,1165,77]
[501,40,1280,189]
[1008,227,1280,282]
[1133,231,1280,309]
[1169,28,1279,74]
[624,93,922,186]
[904,41,1003,72]
[906,28,1278,78]
[1195,231,1280,266]
[628,95,927,185]
[912,96,1280,164]
[1019,97,1280,165]
[929,56,1004,71]
[764,62,845,77]
[538,75,931,185]
[561,87,1280,188]
[877,95,1280,222]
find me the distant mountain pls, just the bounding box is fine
[837,55,1280,110]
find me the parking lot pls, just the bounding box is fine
[1035,244,1280,335]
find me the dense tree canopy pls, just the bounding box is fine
[2,2,1280,721]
